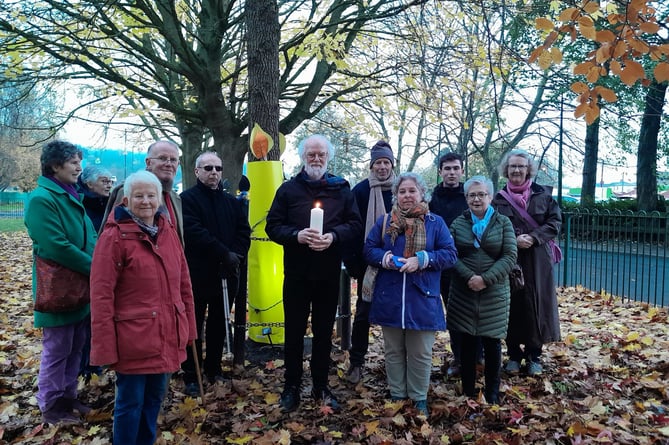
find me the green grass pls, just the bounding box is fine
[0,219,26,233]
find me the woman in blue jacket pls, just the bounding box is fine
[364,172,457,416]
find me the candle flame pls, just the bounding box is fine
[314,202,321,209]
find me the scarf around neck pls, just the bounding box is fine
[126,208,160,239]
[387,201,429,257]
[365,171,395,237]
[471,205,494,248]
[506,179,532,209]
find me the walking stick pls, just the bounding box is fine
[222,277,232,355]
[190,342,205,401]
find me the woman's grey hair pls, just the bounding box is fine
[81,165,112,184]
[40,140,83,176]
[392,172,430,204]
[497,149,538,179]
[464,175,494,196]
[123,171,163,205]
[297,135,335,163]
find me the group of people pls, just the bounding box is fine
[25,140,250,444]
[24,134,561,443]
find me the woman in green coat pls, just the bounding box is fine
[24,141,97,425]
[448,176,517,404]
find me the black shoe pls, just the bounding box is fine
[312,387,339,411]
[280,386,300,413]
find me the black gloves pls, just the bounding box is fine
[221,252,243,279]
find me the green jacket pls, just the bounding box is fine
[25,176,97,328]
[447,209,517,339]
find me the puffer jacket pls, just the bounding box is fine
[447,209,517,339]
[90,206,197,374]
[364,212,457,331]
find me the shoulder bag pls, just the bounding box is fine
[34,218,90,313]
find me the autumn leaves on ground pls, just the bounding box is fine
[1,231,669,444]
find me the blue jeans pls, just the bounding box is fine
[114,373,169,445]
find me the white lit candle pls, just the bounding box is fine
[310,203,324,235]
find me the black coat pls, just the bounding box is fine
[343,178,393,280]
[181,180,251,294]
[429,183,468,227]
[266,170,362,280]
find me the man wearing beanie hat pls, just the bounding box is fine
[343,140,395,384]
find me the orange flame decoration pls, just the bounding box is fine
[250,123,274,160]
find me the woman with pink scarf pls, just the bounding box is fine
[492,149,562,377]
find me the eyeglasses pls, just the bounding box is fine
[509,164,528,170]
[99,178,113,185]
[147,156,179,164]
[306,152,328,160]
[466,192,489,200]
[199,165,222,172]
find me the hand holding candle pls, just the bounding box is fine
[310,203,324,235]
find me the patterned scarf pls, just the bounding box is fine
[471,205,494,248]
[365,171,395,237]
[387,201,429,257]
[126,208,160,239]
[506,179,532,209]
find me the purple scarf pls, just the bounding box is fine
[506,179,532,209]
[46,176,80,200]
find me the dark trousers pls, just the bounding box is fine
[460,333,501,402]
[349,292,371,367]
[113,373,169,445]
[283,275,339,390]
[182,277,239,383]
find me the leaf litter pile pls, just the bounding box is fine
[1,231,668,444]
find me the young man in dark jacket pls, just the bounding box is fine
[266,135,362,413]
[180,152,251,393]
[429,152,469,378]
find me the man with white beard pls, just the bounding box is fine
[266,135,362,413]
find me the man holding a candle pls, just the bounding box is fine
[343,140,396,385]
[266,134,362,413]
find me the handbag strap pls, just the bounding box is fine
[499,189,539,229]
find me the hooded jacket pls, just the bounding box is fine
[90,206,196,374]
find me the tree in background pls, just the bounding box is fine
[0,81,59,191]
[0,0,426,190]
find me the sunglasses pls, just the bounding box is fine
[200,165,222,172]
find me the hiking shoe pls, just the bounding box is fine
[41,406,80,425]
[280,386,300,413]
[62,398,92,415]
[527,361,543,376]
[184,382,200,397]
[346,366,362,384]
[446,363,461,379]
[312,387,339,411]
[414,400,429,417]
[504,360,521,375]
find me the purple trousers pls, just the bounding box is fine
[37,316,88,412]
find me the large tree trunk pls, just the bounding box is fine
[246,0,280,162]
[637,80,667,212]
[581,117,599,206]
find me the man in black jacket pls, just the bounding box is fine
[344,141,395,384]
[266,135,362,413]
[429,152,469,378]
[180,152,251,394]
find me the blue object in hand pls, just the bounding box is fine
[392,256,404,268]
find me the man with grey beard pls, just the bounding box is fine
[266,134,362,413]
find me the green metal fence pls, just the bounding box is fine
[557,209,669,307]
[0,193,27,219]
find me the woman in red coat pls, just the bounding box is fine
[90,170,196,445]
